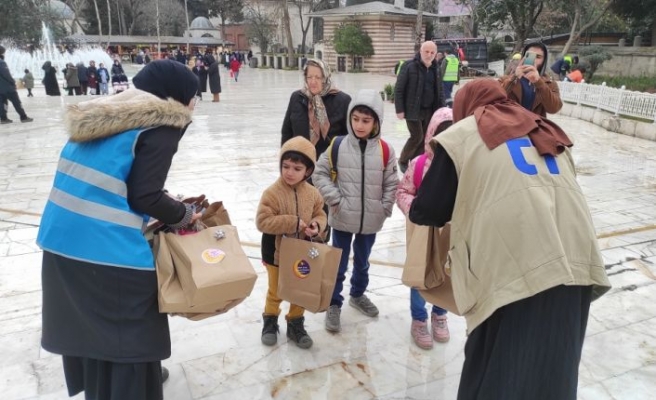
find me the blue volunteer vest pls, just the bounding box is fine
[37,128,155,270]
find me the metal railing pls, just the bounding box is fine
[558,81,656,124]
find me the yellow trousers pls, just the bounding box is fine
[264,263,305,320]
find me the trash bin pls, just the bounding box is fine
[249,58,258,68]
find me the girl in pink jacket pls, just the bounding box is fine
[396,107,453,350]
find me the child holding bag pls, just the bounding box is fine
[396,107,453,349]
[256,136,327,349]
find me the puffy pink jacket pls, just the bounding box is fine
[395,107,453,215]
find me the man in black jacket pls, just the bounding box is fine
[0,46,33,124]
[394,41,445,172]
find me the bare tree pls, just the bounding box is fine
[282,0,295,66]
[414,0,424,51]
[64,0,89,33]
[207,0,244,41]
[474,0,545,53]
[106,0,112,46]
[92,0,103,44]
[156,0,161,58]
[185,0,190,53]
[292,0,333,54]
[244,0,277,54]
[559,0,614,56]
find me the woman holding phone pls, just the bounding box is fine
[498,42,562,117]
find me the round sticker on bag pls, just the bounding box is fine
[293,259,311,278]
[202,248,225,264]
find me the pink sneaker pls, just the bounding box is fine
[431,313,450,343]
[411,320,433,350]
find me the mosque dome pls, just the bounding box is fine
[190,17,215,30]
[48,0,75,19]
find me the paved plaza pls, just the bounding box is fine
[1,66,656,399]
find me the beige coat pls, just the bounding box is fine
[435,116,611,333]
[256,137,327,266]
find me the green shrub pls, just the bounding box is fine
[587,75,656,93]
[383,83,395,101]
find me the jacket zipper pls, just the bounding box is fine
[294,187,299,237]
[358,146,365,234]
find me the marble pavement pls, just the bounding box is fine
[1,66,655,399]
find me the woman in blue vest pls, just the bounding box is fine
[37,60,200,400]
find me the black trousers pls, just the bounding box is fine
[399,107,434,172]
[0,90,27,120]
[457,285,592,400]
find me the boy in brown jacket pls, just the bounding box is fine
[256,136,327,349]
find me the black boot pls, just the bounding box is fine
[287,316,313,349]
[261,314,279,346]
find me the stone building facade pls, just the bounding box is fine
[310,1,437,74]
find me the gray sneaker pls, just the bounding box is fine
[325,305,341,332]
[349,294,379,317]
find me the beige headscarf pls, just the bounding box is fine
[302,59,340,145]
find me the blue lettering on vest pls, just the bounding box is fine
[506,138,560,175]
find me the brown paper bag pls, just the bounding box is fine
[161,225,257,312]
[277,236,342,313]
[402,222,449,290]
[155,233,246,320]
[417,275,460,315]
[200,201,232,227]
[415,223,460,315]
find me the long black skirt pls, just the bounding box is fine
[41,251,170,400]
[457,285,592,400]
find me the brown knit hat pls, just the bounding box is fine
[280,137,317,171]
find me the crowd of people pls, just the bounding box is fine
[0,38,613,400]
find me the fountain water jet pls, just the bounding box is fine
[3,23,114,82]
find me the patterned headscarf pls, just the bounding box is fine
[302,59,340,145]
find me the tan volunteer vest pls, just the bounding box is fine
[435,116,610,333]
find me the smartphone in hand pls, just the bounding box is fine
[523,51,537,66]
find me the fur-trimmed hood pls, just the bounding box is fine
[65,88,193,142]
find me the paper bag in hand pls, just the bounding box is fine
[402,222,448,290]
[277,236,342,313]
[161,225,257,311]
[200,201,232,227]
[416,224,460,315]
[155,232,246,320]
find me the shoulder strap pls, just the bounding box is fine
[379,139,390,170]
[329,135,345,182]
[413,154,428,189]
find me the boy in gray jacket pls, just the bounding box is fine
[313,89,399,332]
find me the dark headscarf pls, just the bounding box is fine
[132,60,199,106]
[453,79,572,156]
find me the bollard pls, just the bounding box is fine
[633,36,642,47]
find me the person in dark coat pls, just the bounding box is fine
[87,60,98,95]
[77,62,89,95]
[206,55,221,102]
[41,61,61,96]
[0,45,33,123]
[37,60,201,400]
[192,58,208,100]
[280,58,351,158]
[111,59,124,76]
[394,41,445,173]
